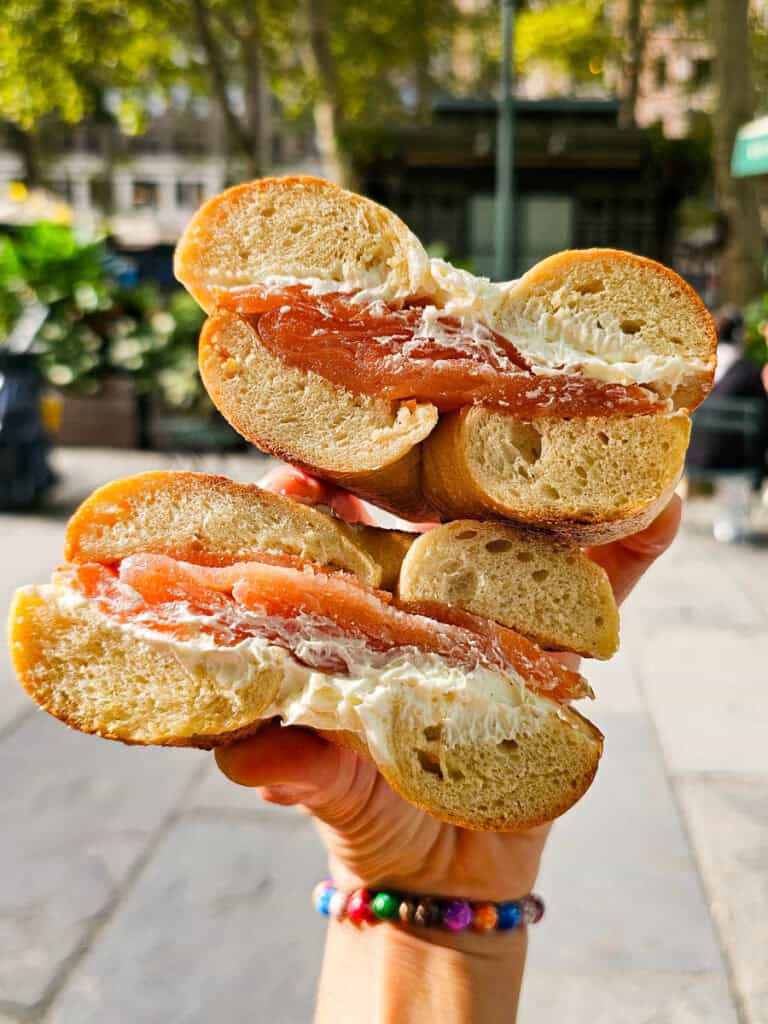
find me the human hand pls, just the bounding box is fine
[216,466,681,901]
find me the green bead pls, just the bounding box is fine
[372,892,399,920]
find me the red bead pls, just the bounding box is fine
[346,888,375,925]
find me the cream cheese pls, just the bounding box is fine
[499,308,710,392]
[228,227,428,306]
[238,254,705,393]
[45,581,553,767]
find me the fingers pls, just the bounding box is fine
[585,495,682,605]
[215,722,366,821]
[216,722,338,801]
[258,463,374,525]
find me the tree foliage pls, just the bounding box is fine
[0,222,206,406]
[0,0,461,184]
[0,2,180,133]
[515,0,614,82]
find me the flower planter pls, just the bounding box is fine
[54,376,139,448]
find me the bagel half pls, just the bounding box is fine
[9,471,608,831]
[175,176,716,540]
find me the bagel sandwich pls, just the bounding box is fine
[174,176,716,542]
[8,471,612,831]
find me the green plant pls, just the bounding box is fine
[744,290,768,367]
[0,221,208,409]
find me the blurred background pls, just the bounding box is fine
[0,2,767,1022]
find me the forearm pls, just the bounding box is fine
[315,920,527,1024]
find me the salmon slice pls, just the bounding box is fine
[216,287,663,417]
[394,599,591,702]
[60,555,587,702]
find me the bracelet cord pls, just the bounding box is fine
[313,880,544,933]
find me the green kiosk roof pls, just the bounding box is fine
[732,116,768,177]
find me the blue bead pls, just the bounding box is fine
[316,886,336,916]
[496,901,522,930]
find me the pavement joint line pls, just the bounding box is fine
[34,756,211,1023]
[0,706,34,745]
[0,1001,30,1023]
[667,776,753,1024]
[637,625,751,1024]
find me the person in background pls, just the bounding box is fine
[686,307,768,541]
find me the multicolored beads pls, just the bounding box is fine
[312,880,544,934]
[372,892,400,920]
[497,900,523,930]
[472,903,499,932]
[346,888,376,924]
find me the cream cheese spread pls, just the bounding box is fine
[227,227,428,306]
[44,581,554,766]
[235,252,707,394]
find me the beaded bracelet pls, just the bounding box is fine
[312,879,544,933]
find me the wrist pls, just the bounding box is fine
[317,918,527,1024]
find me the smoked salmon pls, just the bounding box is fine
[60,554,587,703]
[216,287,664,418]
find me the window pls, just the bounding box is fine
[468,194,496,277]
[468,194,575,277]
[47,179,73,202]
[175,181,204,208]
[91,177,112,211]
[132,180,158,208]
[519,195,574,273]
[654,57,667,89]
[691,58,712,89]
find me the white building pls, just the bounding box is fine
[0,96,319,244]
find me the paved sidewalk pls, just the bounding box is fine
[1,449,766,1023]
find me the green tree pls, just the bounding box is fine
[0,0,461,188]
[0,2,180,182]
[515,0,614,82]
[708,0,764,305]
[266,0,460,187]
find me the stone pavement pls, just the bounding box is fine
[1,449,766,1023]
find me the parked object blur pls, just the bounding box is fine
[687,308,768,541]
[0,349,54,509]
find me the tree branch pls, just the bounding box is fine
[189,0,258,173]
[304,0,355,186]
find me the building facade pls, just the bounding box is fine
[0,94,319,245]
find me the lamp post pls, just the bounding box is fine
[494,0,516,281]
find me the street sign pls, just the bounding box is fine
[732,115,768,177]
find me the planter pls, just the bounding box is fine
[55,376,139,448]
[147,401,247,452]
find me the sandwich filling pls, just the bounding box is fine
[43,573,571,758]
[216,286,665,418]
[56,553,587,704]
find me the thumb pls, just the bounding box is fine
[585,494,682,605]
[215,722,367,822]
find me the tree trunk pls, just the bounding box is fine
[304,0,357,188]
[242,21,271,178]
[9,125,42,187]
[710,0,764,305]
[414,0,432,122]
[190,0,260,178]
[620,0,643,129]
